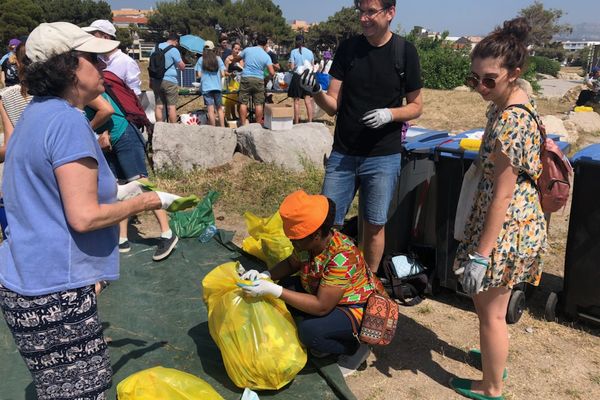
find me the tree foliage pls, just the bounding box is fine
[147,0,292,46]
[518,1,572,48]
[305,7,361,52]
[0,0,112,47]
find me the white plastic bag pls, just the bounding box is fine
[454,163,482,241]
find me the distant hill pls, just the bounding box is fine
[557,23,600,41]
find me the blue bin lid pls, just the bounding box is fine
[571,143,600,164]
[403,127,449,154]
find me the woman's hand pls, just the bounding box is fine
[239,280,283,298]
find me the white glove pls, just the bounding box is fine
[155,191,182,210]
[238,280,283,298]
[299,69,321,94]
[455,253,489,296]
[362,108,393,129]
[240,269,271,281]
[117,180,145,201]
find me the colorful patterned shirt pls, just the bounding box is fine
[297,230,375,322]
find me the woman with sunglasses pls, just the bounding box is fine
[0,22,178,400]
[450,18,546,400]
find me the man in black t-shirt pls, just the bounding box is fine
[300,0,423,274]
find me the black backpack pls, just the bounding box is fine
[380,252,430,306]
[148,44,175,80]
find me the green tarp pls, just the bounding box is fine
[0,233,356,400]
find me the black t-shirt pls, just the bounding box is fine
[329,34,422,156]
[1,57,19,87]
[221,48,232,62]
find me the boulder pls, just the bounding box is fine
[541,115,576,143]
[152,122,237,171]
[453,85,470,92]
[517,78,534,97]
[236,123,333,171]
[566,111,600,134]
[557,71,583,81]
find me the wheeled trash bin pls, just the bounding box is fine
[546,143,600,324]
[434,132,571,324]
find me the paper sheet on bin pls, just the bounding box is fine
[464,130,484,139]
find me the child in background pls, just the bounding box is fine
[195,41,225,127]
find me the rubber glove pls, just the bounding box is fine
[361,108,393,129]
[299,69,321,94]
[455,253,489,296]
[117,180,145,201]
[240,269,271,281]
[238,280,283,298]
[155,191,182,210]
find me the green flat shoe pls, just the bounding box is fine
[468,349,508,381]
[166,195,200,212]
[449,377,504,400]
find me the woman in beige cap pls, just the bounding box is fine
[0,22,178,400]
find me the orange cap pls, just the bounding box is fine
[279,190,329,240]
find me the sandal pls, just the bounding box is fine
[468,349,508,381]
[449,377,504,400]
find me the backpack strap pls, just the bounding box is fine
[391,33,406,97]
[161,44,176,72]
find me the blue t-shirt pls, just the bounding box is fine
[0,51,11,66]
[289,47,314,71]
[195,56,225,93]
[240,46,272,79]
[0,97,119,296]
[154,42,182,84]
[84,93,130,144]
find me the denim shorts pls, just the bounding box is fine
[105,123,148,182]
[203,90,223,107]
[322,150,401,226]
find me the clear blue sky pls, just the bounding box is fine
[108,0,591,36]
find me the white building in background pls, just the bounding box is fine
[562,40,600,52]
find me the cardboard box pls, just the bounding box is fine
[264,104,293,131]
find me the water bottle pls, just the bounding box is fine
[197,224,217,243]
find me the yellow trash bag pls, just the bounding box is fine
[202,262,307,390]
[242,211,293,268]
[116,366,223,400]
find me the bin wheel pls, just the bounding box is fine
[544,291,559,322]
[506,289,526,324]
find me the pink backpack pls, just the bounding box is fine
[510,105,573,213]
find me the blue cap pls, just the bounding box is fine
[592,66,600,73]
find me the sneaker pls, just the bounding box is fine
[337,343,371,377]
[119,241,131,253]
[152,235,179,261]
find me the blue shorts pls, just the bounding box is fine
[203,91,223,107]
[322,150,401,226]
[105,123,148,183]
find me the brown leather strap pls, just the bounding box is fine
[337,306,360,342]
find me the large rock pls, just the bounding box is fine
[517,78,534,97]
[566,111,600,134]
[541,115,569,137]
[152,122,237,171]
[236,123,333,171]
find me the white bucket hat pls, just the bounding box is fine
[82,19,117,38]
[26,22,120,63]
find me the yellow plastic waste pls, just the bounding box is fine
[459,138,482,151]
[574,106,593,112]
[242,211,293,267]
[116,366,223,400]
[202,262,307,390]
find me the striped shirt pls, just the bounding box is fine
[0,85,32,128]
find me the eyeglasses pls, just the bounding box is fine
[465,73,506,89]
[355,7,389,18]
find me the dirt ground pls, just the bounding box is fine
[130,86,600,400]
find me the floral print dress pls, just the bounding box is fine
[454,102,547,290]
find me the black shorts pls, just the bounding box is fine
[287,73,312,99]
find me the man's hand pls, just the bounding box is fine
[117,181,145,201]
[299,69,321,94]
[454,253,489,296]
[98,131,111,151]
[361,108,393,129]
[240,269,271,281]
[238,280,283,298]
